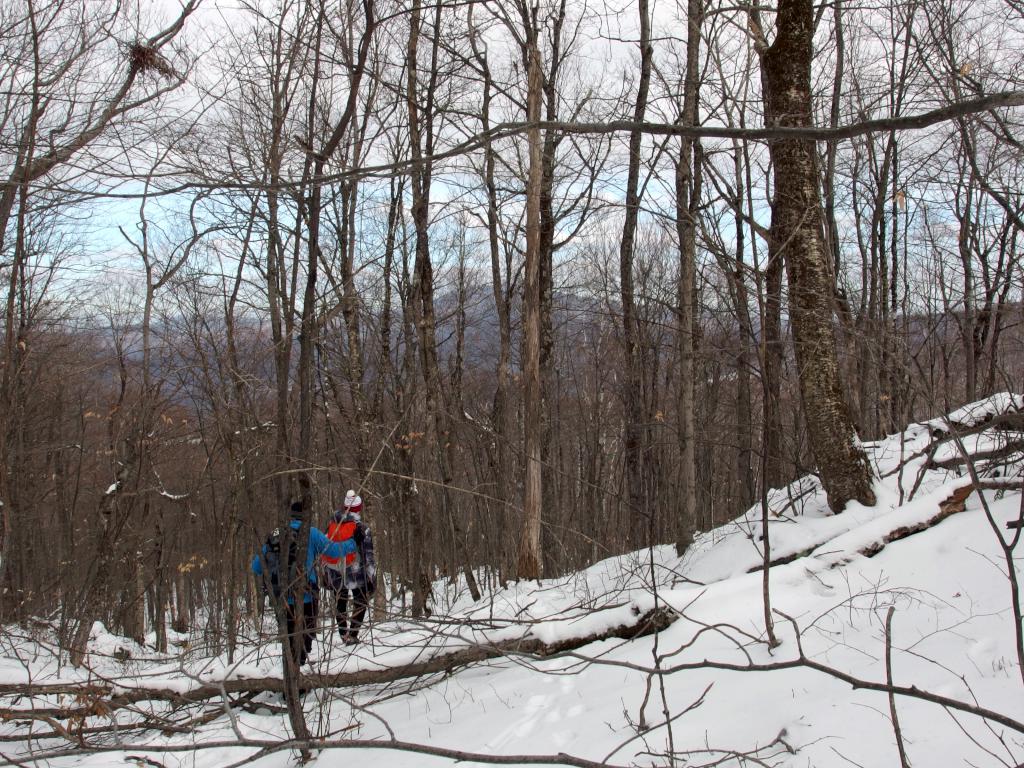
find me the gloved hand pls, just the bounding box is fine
[365,566,377,595]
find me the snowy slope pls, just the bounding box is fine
[1,395,1022,767]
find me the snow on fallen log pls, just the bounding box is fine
[747,478,1021,573]
[0,605,676,721]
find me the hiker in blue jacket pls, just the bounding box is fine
[252,500,355,666]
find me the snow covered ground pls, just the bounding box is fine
[1,395,1022,767]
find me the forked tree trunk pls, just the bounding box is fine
[761,0,876,513]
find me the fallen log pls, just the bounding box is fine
[0,606,675,724]
[748,479,1022,572]
[882,408,1024,480]
[926,438,1024,471]
[746,546,816,574]
[860,479,1020,558]
[858,484,976,558]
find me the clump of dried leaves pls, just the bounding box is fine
[127,42,177,80]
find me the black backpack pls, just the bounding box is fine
[263,527,302,600]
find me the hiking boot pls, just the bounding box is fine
[343,633,358,646]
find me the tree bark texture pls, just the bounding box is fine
[762,0,876,513]
[674,0,702,548]
[518,36,544,580]
[619,0,652,545]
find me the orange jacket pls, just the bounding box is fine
[322,518,358,569]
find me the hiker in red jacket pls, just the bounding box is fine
[322,490,377,645]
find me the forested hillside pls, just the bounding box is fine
[0,0,1022,748]
[1,395,1022,766]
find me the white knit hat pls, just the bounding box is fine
[343,489,363,512]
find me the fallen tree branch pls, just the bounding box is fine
[746,546,817,574]
[747,479,1022,572]
[883,409,1024,480]
[926,438,1024,471]
[0,607,675,721]
[861,480,1021,558]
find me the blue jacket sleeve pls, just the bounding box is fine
[251,545,265,576]
[310,526,353,561]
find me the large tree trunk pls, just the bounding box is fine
[674,0,702,550]
[405,0,433,613]
[619,0,653,547]
[761,0,876,513]
[518,35,544,580]
[536,2,565,573]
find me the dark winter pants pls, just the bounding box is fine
[325,569,369,640]
[283,597,318,665]
[336,586,369,640]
